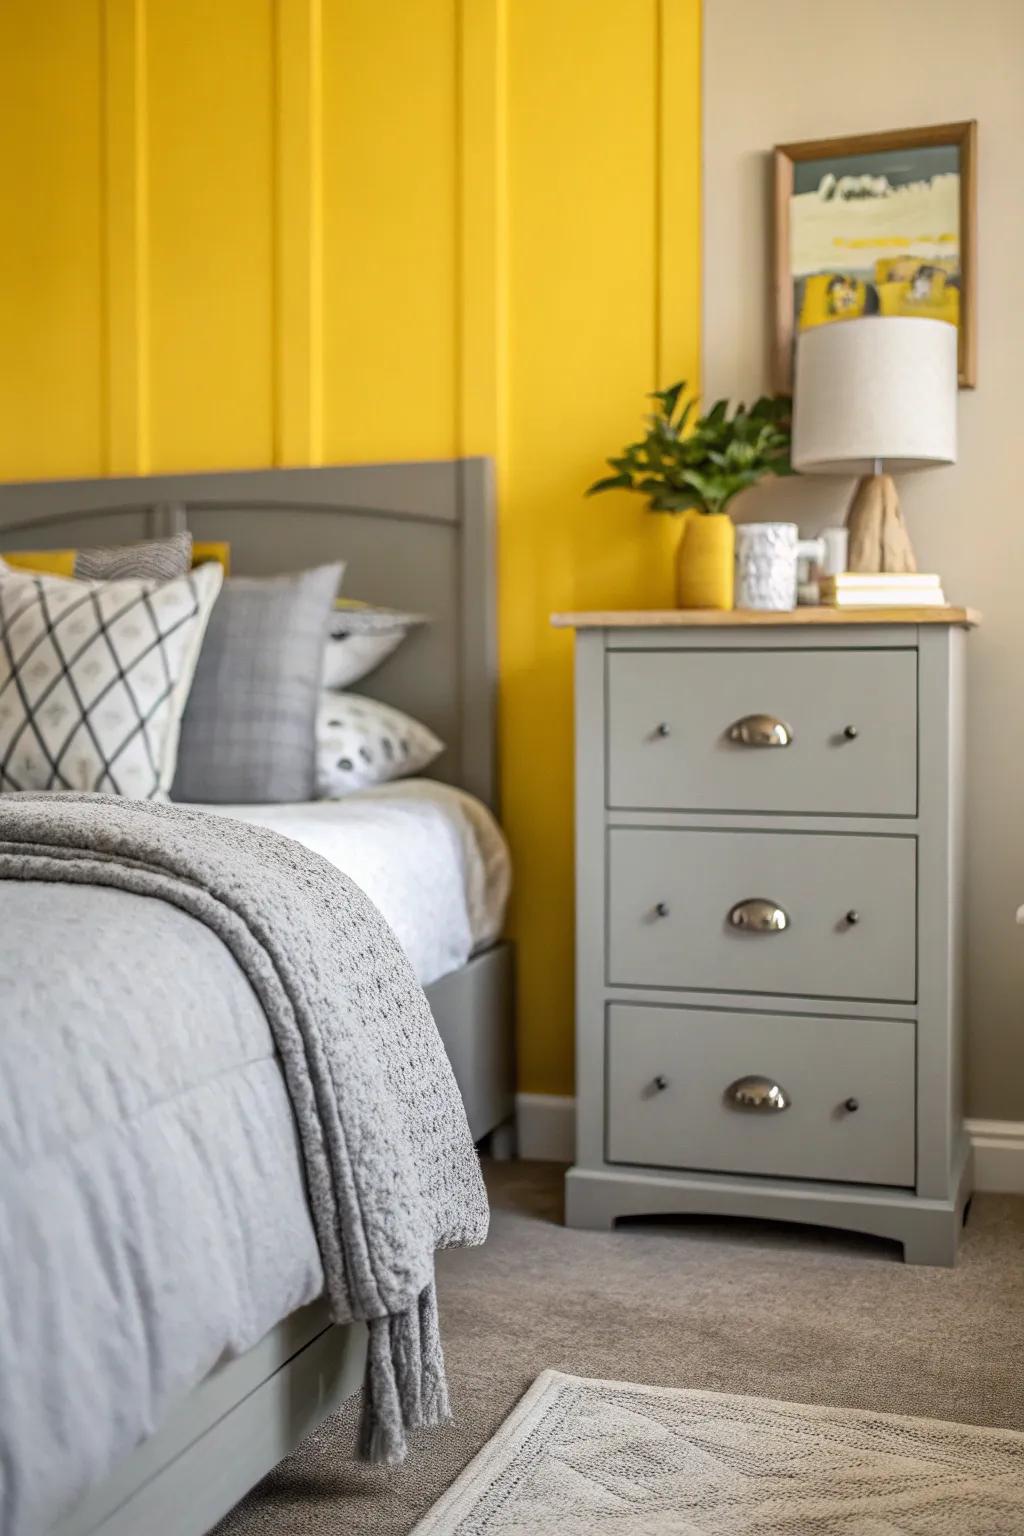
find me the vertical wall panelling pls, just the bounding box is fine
[501,0,700,1096]
[1,1,701,1100]
[101,0,149,475]
[320,0,458,463]
[274,0,323,466]
[0,1,105,479]
[456,0,507,467]
[146,0,275,471]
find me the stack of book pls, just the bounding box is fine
[819,572,946,608]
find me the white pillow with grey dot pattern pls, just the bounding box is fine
[315,691,443,798]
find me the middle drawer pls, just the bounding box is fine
[608,827,916,1001]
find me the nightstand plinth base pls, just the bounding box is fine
[564,1146,972,1268]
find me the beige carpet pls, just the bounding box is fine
[215,1162,1024,1535]
[410,1370,1024,1534]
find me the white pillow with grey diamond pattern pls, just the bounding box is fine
[316,691,443,798]
[0,562,222,799]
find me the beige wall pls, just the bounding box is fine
[703,0,1024,1120]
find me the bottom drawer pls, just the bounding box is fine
[606,1004,915,1188]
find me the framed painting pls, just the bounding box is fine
[773,121,977,392]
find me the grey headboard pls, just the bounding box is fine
[0,459,498,809]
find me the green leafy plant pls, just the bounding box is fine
[587,382,793,515]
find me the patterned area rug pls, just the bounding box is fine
[411,1371,1024,1534]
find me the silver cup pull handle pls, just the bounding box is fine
[727,713,793,748]
[728,898,789,933]
[727,1075,791,1112]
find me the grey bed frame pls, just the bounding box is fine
[0,460,514,1536]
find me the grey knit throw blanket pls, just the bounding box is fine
[0,794,489,1464]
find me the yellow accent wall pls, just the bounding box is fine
[0,0,700,1097]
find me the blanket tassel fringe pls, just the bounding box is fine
[357,1281,451,1465]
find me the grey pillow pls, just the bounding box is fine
[171,563,344,804]
[73,531,193,580]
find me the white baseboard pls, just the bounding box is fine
[515,1093,576,1162]
[966,1119,1024,1194]
[515,1097,1024,1194]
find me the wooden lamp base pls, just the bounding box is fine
[845,474,917,574]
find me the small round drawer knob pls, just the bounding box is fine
[654,901,670,918]
[843,724,859,740]
[844,1097,860,1113]
[655,722,671,738]
[846,909,860,925]
[653,1074,669,1092]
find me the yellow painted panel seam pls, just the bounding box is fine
[137,0,150,472]
[99,2,111,470]
[100,0,150,475]
[453,0,463,461]
[658,0,701,393]
[456,0,507,466]
[308,0,324,463]
[654,0,664,387]
[271,0,282,462]
[273,0,324,466]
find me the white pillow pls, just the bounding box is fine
[322,604,426,690]
[316,692,443,798]
[0,562,223,799]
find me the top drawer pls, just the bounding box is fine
[606,647,917,816]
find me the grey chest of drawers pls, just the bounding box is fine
[554,607,978,1265]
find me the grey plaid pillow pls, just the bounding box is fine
[171,563,343,804]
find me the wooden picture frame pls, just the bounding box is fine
[773,121,977,393]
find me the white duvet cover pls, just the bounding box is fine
[191,780,510,986]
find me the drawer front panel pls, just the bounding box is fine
[606,648,917,815]
[606,1004,915,1187]
[608,828,916,1001]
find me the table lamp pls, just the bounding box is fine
[791,316,958,572]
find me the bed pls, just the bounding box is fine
[193,781,511,992]
[0,460,514,1536]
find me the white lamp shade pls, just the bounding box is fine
[791,317,958,475]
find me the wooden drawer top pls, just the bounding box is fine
[551,606,979,628]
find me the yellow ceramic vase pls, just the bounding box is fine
[676,511,735,609]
